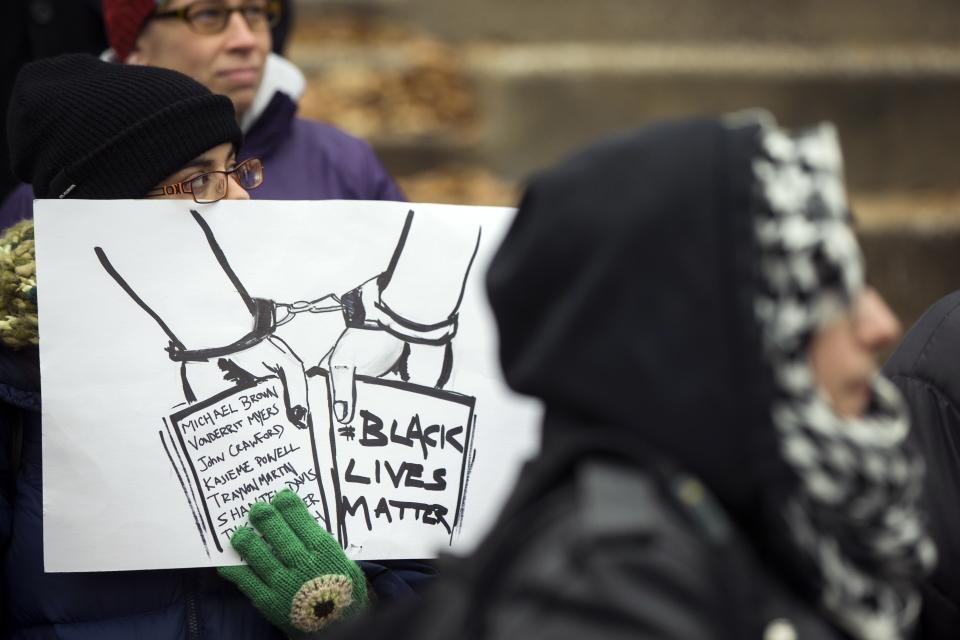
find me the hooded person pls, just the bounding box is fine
[0,0,404,229]
[474,113,934,640]
[225,113,936,639]
[0,53,420,640]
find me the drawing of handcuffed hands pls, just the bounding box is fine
[197,332,311,428]
[97,208,481,427]
[322,275,459,424]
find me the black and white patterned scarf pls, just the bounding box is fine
[750,120,936,640]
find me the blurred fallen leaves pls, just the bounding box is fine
[291,13,511,206]
[398,165,518,206]
[294,15,476,137]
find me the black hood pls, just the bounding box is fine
[487,116,784,520]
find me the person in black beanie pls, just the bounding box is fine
[0,53,296,640]
[1,53,436,640]
[7,52,244,200]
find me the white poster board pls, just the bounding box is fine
[35,200,541,572]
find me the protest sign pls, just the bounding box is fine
[35,200,541,571]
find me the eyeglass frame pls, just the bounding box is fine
[145,157,264,204]
[150,1,282,35]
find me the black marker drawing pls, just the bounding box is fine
[93,208,482,556]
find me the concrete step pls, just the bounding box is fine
[290,39,960,189]
[296,0,960,45]
[290,32,482,175]
[461,43,960,190]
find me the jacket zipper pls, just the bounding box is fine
[186,589,201,640]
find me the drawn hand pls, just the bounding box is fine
[218,489,368,637]
[323,328,407,424]
[215,336,310,429]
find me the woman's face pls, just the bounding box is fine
[127,0,271,122]
[151,142,250,201]
[808,287,901,418]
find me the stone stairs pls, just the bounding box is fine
[288,0,960,329]
[397,0,960,45]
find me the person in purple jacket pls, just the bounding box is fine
[0,0,404,228]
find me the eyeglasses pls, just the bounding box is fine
[151,1,281,35]
[146,157,264,204]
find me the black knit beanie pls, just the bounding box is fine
[7,54,243,199]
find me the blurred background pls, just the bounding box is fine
[3,0,959,333]
[287,0,960,335]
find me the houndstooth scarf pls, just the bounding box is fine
[751,121,936,640]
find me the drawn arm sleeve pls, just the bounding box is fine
[377,214,481,332]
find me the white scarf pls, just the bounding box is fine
[751,122,936,640]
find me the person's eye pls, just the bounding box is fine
[187,4,227,25]
[190,173,214,192]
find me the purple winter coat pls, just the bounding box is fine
[0,92,404,228]
[240,92,404,202]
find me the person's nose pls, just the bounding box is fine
[223,10,258,51]
[226,174,251,200]
[854,287,902,352]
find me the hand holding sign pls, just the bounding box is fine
[218,489,368,637]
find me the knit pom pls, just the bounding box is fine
[0,221,39,349]
[289,574,354,632]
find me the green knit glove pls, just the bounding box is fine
[218,489,369,637]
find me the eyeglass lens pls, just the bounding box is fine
[191,173,228,204]
[235,159,263,189]
[186,2,279,33]
[189,159,263,203]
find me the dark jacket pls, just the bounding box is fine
[884,290,960,639]
[331,441,843,640]
[326,117,850,639]
[0,350,285,640]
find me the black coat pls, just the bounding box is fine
[330,436,845,640]
[884,290,960,639]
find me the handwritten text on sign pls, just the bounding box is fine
[325,373,475,550]
[169,379,328,553]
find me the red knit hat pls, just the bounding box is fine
[103,0,169,62]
